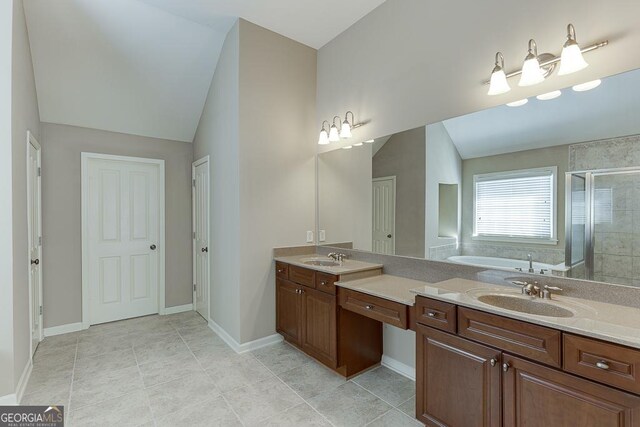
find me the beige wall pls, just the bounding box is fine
[461,145,569,252]
[41,123,193,328]
[317,0,640,145]
[373,127,425,258]
[319,145,373,251]
[193,21,242,340]
[237,20,317,343]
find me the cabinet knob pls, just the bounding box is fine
[365,305,373,310]
[277,269,283,273]
[320,281,327,286]
[502,363,510,372]
[299,289,305,294]
[490,358,498,367]
[596,361,610,370]
[427,312,437,318]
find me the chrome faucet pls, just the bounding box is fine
[513,280,563,300]
[327,252,348,263]
[527,254,534,273]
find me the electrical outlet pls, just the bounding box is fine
[306,230,314,243]
[319,230,326,242]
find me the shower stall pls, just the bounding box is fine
[565,167,640,284]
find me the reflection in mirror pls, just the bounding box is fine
[318,67,640,287]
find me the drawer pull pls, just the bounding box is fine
[427,312,437,318]
[365,305,374,310]
[320,281,327,286]
[596,361,610,370]
[277,269,284,273]
[502,362,510,372]
[490,358,498,367]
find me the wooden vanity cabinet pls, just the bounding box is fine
[416,295,640,427]
[275,263,382,376]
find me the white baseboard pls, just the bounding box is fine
[381,355,416,381]
[207,318,283,354]
[15,358,33,404]
[0,358,33,405]
[164,303,193,315]
[44,322,84,337]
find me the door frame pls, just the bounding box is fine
[192,156,210,321]
[372,175,396,254]
[81,152,166,328]
[27,131,43,356]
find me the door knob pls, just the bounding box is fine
[31,259,40,265]
[387,234,392,238]
[150,244,157,250]
[201,247,208,253]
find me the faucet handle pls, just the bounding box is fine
[511,280,528,286]
[544,285,563,291]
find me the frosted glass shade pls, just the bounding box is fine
[488,69,511,95]
[572,79,601,92]
[558,44,588,75]
[328,125,340,142]
[318,129,329,145]
[519,57,545,86]
[340,121,352,138]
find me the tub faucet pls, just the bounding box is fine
[527,254,534,273]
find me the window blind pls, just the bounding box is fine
[474,169,555,240]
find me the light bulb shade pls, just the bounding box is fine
[506,98,528,107]
[488,68,511,95]
[328,125,340,142]
[558,43,588,75]
[519,56,545,86]
[572,79,601,92]
[318,129,329,145]
[536,90,562,101]
[340,121,352,138]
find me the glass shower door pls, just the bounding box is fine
[565,173,588,279]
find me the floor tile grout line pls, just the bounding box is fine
[350,378,407,412]
[66,338,79,417]
[174,317,247,427]
[251,348,338,427]
[132,334,159,427]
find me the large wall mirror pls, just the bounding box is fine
[318,67,640,287]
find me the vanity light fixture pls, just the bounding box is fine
[318,120,330,145]
[329,116,341,142]
[506,99,528,107]
[536,90,562,101]
[558,24,589,76]
[572,79,601,92]
[353,142,363,146]
[484,24,608,93]
[342,145,353,150]
[488,52,511,95]
[519,39,546,87]
[364,139,374,143]
[340,111,354,138]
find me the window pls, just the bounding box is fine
[473,167,557,243]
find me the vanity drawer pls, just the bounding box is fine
[415,296,456,333]
[564,334,640,394]
[275,262,289,279]
[289,265,316,288]
[339,288,408,329]
[316,272,338,295]
[458,307,562,368]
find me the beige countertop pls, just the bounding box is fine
[335,274,428,306]
[274,254,383,275]
[411,278,640,350]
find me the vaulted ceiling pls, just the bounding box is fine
[23,0,386,142]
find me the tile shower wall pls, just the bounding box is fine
[570,135,640,287]
[428,243,460,261]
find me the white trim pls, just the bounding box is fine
[207,318,283,354]
[381,355,415,381]
[192,156,210,321]
[44,322,85,337]
[163,303,194,315]
[15,358,33,404]
[0,358,34,405]
[26,131,44,359]
[81,152,166,328]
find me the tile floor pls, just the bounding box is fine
[23,311,423,426]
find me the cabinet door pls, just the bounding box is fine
[301,287,337,368]
[503,354,640,427]
[276,278,302,345]
[416,324,501,427]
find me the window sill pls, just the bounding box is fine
[471,235,559,246]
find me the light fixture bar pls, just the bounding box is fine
[482,40,608,85]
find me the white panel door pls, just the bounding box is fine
[193,158,209,320]
[372,177,396,255]
[86,157,160,324]
[27,132,43,355]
